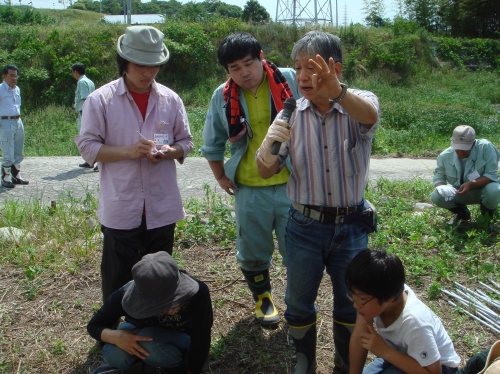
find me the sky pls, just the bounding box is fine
[23,0,397,26]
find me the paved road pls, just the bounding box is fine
[0,156,437,204]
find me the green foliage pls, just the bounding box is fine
[362,0,389,28]
[160,21,215,87]
[392,16,419,36]
[23,105,81,156]
[0,13,497,159]
[367,178,500,283]
[435,37,500,70]
[0,5,53,25]
[242,0,270,24]
[50,339,67,355]
[428,281,442,299]
[176,185,236,247]
[359,68,500,156]
[441,0,500,39]
[402,0,440,32]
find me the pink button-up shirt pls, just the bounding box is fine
[75,78,193,230]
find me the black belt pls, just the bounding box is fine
[292,201,361,224]
[1,115,20,120]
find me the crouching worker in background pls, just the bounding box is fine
[87,252,213,374]
[431,125,500,232]
[347,249,460,374]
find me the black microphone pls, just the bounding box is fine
[271,97,296,155]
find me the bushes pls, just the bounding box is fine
[0,16,498,111]
[0,5,53,25]
[160,21,216,87]
[435,36,500,69]
[0,23,122,110]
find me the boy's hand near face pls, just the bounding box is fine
[351,315,442,374]
[360,319,389,357]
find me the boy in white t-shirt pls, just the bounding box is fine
[346,249,460,374]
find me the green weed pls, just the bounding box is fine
[176,184,236,247]
[50,339,67,355]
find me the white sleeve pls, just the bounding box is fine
[404,324,441,367]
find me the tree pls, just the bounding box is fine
[68,0,100,12]
[202,0,242,18]
[242,0,269,24]
[179,1,208,21]
[159,0,183,18]
[362,0,387,27]
[403,0,441,32]
[99,0,124,14]
[138,1,161,14]
[441,0,500,38]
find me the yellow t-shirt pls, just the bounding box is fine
[235,73,291,186]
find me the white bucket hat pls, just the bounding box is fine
[117,26,170,66]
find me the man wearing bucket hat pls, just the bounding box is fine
[75,26,193,301]
[431,125,500,231]
[88,251,213,374]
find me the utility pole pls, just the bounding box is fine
[335,0,338,28]
[275,0,333,25]
[343,3,348,27]
[127,0,131,24]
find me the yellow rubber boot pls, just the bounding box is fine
[254,291,279,325]
[241,268,280,326]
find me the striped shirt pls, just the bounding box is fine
[277,89,379,207]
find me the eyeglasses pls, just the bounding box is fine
[346,293,374,308]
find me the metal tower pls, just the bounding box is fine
[275,0,334,26]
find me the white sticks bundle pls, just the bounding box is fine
[442,278,500,335]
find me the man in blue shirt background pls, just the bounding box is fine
[71,62,96,170]
[0,64,28,188]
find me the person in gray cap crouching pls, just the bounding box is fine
[431,125,500,231]
[75,26,193,302]
[87,251,213,374]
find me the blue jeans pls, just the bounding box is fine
[0,118,24,167]
[284,206,368,367]
[363,358,458,374]
[102,322,190,370]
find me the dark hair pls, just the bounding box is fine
[2,65,19,75]
[217,32,262,70]
[345,249,405,304]
[116,54,129,77]
[115,54,163,77]
[71,62,86,75]
[291,30,342,64]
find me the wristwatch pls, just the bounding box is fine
[330,83,348,103]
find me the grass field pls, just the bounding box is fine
[2,43,500,372]
[0,180,498,373]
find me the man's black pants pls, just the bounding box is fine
[100,215,176,301]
